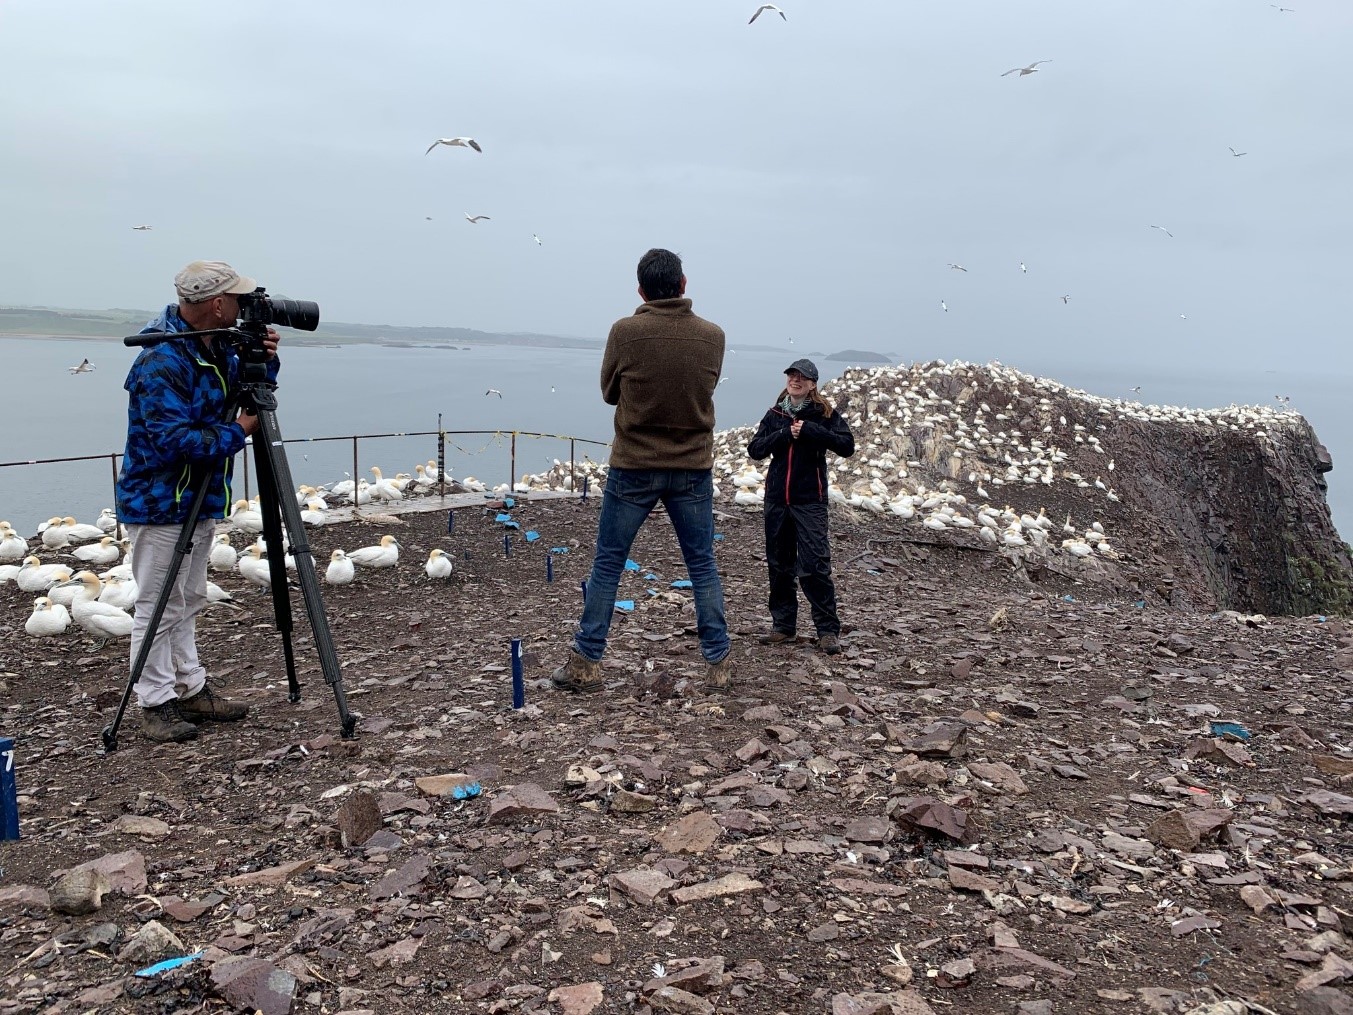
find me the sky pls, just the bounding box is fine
[1,0,1350,372]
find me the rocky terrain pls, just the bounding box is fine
[1,359,1351,1015]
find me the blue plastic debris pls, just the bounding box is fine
[550,547,570,554]
[452,781,483,800]
[615,600,635,612]
[135,952,204,978]
[712,533,724,541]
[524,530,540,542]
[670,579,693,589]
[643,572,658,581]
[504,497,515,508]
[495,512,513,523]
[647,589,658,596]
[1062,594,1076,602]
[1133,600,1146,608]
[503,520,521,530]
[624,559,641,571]
[1209,721,1252,742]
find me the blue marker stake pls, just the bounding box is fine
[582,476,589,502]
[1,737,18,841]
[511,639,525,709]
[503,534,511,557]
[580,580,587,603]
[447,510,455,534]
[546,555,554,583]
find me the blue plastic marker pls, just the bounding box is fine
[495,512,513,523]
[524,530,540,542]
[582,476,589,502]
[712,533,724,542]
[624,559,641,572]
[134,951,204,978]
[643,572,658,581]
[504,497,515,508]
[511,638,525,709]
[1,737,17,841]
[546,555,554,583]
[615,600,635,612]
[503,534,511,557]
[580,580,587,602]
[671,579,693,589]
[446,510,455,534]
[550,547,569,554]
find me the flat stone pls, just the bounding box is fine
[0,884,50,911]
[109,814,171,839]
[828,877,909,898]
[369,937,421,967]
[654,811,722,855]
[210,957,297,1015]
[547,982,604,1015]
[670,873,764,905]
[646,956,725,995]
[649,985,715,1015]
[117,920,184,966]
[68,849,147,895]
[610,868,675,906]
[967,762,1029,795]
[486,782,560,823]
[894,722,967,759]
[414,771,478,796]
[832,991,937,1015]
[610,789,657,813]
[50,868,108,916]
[369,853,432,900]
[335,791,383,848]
[224,856,317,888]
[949,867,1000,893]
[845,816,892,844]
[807,922,840,941]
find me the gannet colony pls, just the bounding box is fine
[0,361,1317,641]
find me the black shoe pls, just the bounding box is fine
[140,699,199,743]
[758,630,796,646]
[178,684,249,724]
[818,633,841,655]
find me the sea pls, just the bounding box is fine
[2,335,1349,542]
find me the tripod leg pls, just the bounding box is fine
[251,438,303,704]
[251,402,357,738]
[102,482,214,753]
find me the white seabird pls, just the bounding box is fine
[749,4,786,23]
[349,535,400,568]
[59,572,134,642]
[17,557,73,593]
[425,137,482,155]
[485,388,503,398]
[237,545,273,588]
[325,549,356,585]
[1149,224,1173,238]
[465,214,491,224]
[947,263,968,272]
[1002,60,1051,77]
[96,507,118,533]
[25,597,71,637]
[68,358,96,374]
[425,548,454,580]
[73,536,121,566]
[209,534,238,572]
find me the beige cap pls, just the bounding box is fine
[174,260,257,303]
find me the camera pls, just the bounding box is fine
[238,287,321,333]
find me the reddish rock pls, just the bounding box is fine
[486,782,560,823]
[654,811,722,855]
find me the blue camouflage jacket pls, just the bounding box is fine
[115,305,281,525]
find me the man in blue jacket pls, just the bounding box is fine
[116,260,280,743]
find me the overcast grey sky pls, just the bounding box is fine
[1,0,1349,370]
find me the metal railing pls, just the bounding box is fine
[0,419,610,532]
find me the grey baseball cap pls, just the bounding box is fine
[174,260,257,303]
[784,358,819,382]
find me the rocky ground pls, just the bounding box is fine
[0,495,1351,1015]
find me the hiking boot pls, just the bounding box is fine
[141,699,199,743]
[551,649,603,694]
[704,653,735,694]
[178,684,249,724]
[818,633,841,656]
[758,630,796,646]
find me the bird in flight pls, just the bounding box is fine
[425,137,482,155]
[947,263,968,272]
[131,225,152,231]
[533,234,542,245]
[749,4,786,23]
[1269,5,1294,10]
[1131,386,1142,394]
[940,300,948,313]
[1274,394,1291,404]
[1019,262,1027,273]
[1228,147,1247,157]
[1002,60,1051,77]
[69,358,95,374]
[1149,224,1173,238]
[485,389,503,398]
[465,214,491,224]
[1060,295,1071,304]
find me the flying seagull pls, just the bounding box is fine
[1002,60,1051,77]
[1060,295,1071,304]
[485,388,503,398]
[465,214,491,224]
[425,137,482,155]
[1019,262,1027,273]
[749,4,786,23]
[947,263,968,272]
[940,300,948,313]
[1228,147,1247,157]
[1149,224,1173,238]
[533,234,542,245]
[131,225,152,231]
[69,358,95,374]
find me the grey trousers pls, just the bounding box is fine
[127,519,214,708]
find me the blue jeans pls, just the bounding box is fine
[575,467,730,664]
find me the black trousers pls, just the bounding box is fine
[764,501,840,636]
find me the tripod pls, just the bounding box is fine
[102,325,356,751]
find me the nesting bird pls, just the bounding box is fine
[325,549,356,585]
[425,548,454,580]
[349,535,400,568]
[25,597,71,637]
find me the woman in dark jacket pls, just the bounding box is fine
[746,358,855,654]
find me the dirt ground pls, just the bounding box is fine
[0,494,1351,1015]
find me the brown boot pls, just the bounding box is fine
[704,653,735,694]
[551,649,603,693]
[178,684,249,724]
[758,630,796,646]
[141,699,199,743]
[818,633,841,656]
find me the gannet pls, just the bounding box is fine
[209,534,238,572]
[25,597,71,637]
[947,263,968,272]
[425,137,482,155]
[370,466,405,502]
[0,528,27,562]
[465,214,491,224]
[533,234,542,245]
[229,499,265,533]
[61,517,105,542]
[17,557,73,593]
[251,536,295,570]
[1229,147,1247,157]
[424,460,441,482]
[96,508,118,533]
[301,498,329,526]
[59,572,134,643]
[73,536,121,566]
[131,225,152,230]
[349,535,400,568]
[237,545,273,587]
[41,518,72,549]
[98,575,138,611]
[485,389,503,398]
[1002,60,1051,77]
[1149,224,1173,238]
[0,563,20,585]
[425,548,454,579]
[206,581,239,608]
[325,549,356,585]
[68,358,96,374]
[48,568,93,608]
[749,3,786,22]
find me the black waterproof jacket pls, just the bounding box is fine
[747,400,855,505]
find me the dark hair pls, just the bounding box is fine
[637,248,683,300]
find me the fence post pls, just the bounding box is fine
[1,736,18,841]
[510,431,517,495]
[242,442,251,503]
[437,413,446,498]
[569,439,575,494]
[109,454,122,540]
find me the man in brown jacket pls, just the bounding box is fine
[552,249,734,693]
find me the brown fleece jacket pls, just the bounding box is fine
[600,297,725,470]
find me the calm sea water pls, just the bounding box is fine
[2,336,1349,541]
